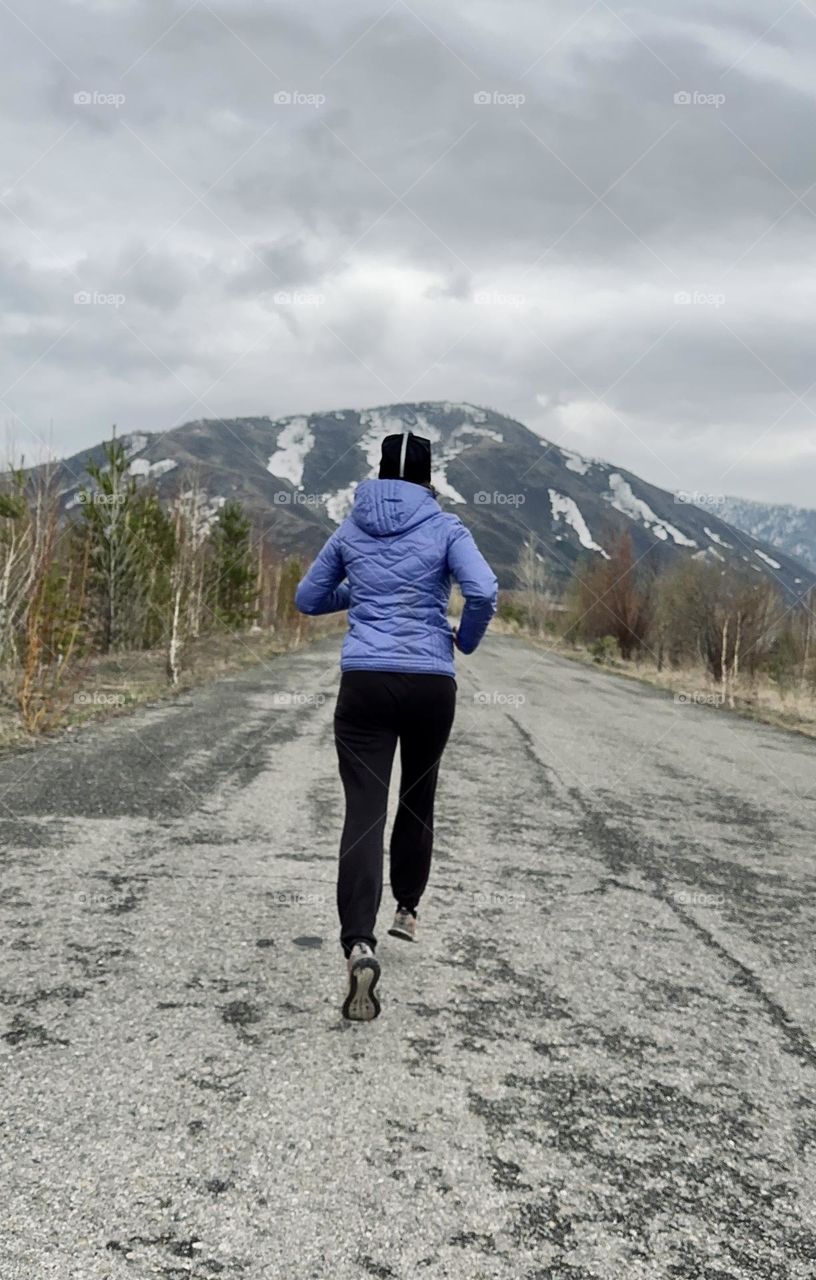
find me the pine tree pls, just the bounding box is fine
[130,490,176,648]
[276,557,302,630]
[81,435,143,651]
[207,500,256,630]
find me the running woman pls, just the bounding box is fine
[295,430,497,1020]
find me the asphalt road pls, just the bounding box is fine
[2,634,816,1280]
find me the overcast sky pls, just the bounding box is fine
[1,0,815,504]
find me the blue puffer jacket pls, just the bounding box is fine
[295,479,498,677]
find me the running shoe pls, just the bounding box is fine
[387,907,417,943]
[342,942,381,1021]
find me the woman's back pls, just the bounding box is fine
[295,431,498,1020]
[296,477,497,678]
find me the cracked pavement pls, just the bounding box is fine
[1,634,815,1279]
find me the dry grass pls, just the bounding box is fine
[4,607,813,752]
[493,616,816,740]
[0,616,344,755]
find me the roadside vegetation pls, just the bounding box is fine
[496,531,816,738]
[4,444,815,746]
[0,436,338,751]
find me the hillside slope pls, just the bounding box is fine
[717,496,816,574]
[30,402,816,601]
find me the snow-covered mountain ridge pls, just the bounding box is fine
[714,496,816,574]
[26,402,816,601]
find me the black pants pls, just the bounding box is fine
[334,670,456,955]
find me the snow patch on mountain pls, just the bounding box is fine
[606,473,697,547]
[325,483,357,524]
[151,459,178,478]
[267,417,314,486]
[128,457,178,479]
[704,526,731,549]
[355,409,499,505]
[429,421,502,504]
[452,423,504,446]
[432,471,467,504]
[323,411,413,520]
[443,402,487,422]
[358,410,411,469]
[560,448,591,476]
[606,473,662,529]
[754,548,781,570]
[549,490,609,558]
[125,433,148,457]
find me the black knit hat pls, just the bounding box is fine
[378,431,432,484]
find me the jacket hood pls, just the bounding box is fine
[350,478,440,538]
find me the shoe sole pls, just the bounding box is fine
[342,956,381,1021]
[387,925,415,942]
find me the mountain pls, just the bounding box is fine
[29,402,816,602]
[715,496,816,574]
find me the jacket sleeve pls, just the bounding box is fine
[446,520,498,654]
[295,534,350,616]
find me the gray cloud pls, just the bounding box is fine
[0,0,814,503]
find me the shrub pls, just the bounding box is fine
[589,634,621,665]
[569,531,653,660]
[497,600,528,626]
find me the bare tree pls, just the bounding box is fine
[800,588,814,694]
[16,474,89,733]
[515,533,552,633]
[0,474,34,678]
[655,558,783,692]
[570,531,653,660]
[166,500,189,686]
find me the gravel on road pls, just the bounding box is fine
[2,634,815,1279]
